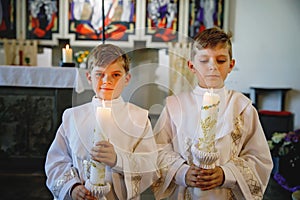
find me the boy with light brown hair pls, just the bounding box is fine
[45,44,159,200]
[153,27,273,199]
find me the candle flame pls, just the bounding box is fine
[66,44,69,49]
[209,88,214,94]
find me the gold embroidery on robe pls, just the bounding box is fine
[52,167,78,198]
[227,189,236,200]
[231,115,263,199]
[129,153,141,197]
[152,165,168,193]
[132,175,142,197]
[152,166,176,199]
[184,188,192,200]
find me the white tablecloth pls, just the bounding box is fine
[0,65,91,93]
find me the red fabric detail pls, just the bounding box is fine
[259,110,292,116]
[31,18,39,29]
[33,27,46,37]
[76,24,95,35]
[106,24,126,40]
[155,28,176,42]
[0,20,7,30]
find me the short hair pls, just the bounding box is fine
[191,27,233,60]
[87,44,130,73]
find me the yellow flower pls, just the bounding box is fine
[75,50,89,64]
[77,57,83,63]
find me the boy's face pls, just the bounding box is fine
[188,43,235,89]
[86,60,131,100]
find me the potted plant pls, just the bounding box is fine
[268,129,300,192]
[74,50,89,69]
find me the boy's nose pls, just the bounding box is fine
[102,74,112,83]
[208,63,217,70]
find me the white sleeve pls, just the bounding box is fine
[45,123,81,199]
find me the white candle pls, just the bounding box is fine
[90,125,106,186]
[90,160,106,186]
[96,100,111,141]
[201,89,220,120]
[62,44,73,63]
[198,89,220,152]
[90,100,111,186]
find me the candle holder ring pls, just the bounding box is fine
[191,144,220,198]
[191,144,220,169]
[85,179,111,200]
[59,61,75,67]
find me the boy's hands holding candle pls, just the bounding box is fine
[185,166,224,190]
[195,166,224,191]
[91,140,117,168]
[71,184,97,200]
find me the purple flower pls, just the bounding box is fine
[269,130,300,157]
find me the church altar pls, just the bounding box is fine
[0,65,91,172]
[0,65,91,93]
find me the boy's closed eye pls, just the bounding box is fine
[112,73,122,78]
[199,60,209,63]
[217,59,227,64]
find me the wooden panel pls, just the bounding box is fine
[0,87,72,171]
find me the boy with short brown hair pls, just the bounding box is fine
[153,27,273,199]
[45,44,159,200]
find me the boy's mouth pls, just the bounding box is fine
[206,75,220,78]
[100,88,114,91]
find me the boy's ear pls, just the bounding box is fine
[228,59,236,73]
[86,71,92,84]
[187,61,196,73]
[125,73,131,85]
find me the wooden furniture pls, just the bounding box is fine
[250,87,294,139]
[3,39,38,66]
[250,87,291,111]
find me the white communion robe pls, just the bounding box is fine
[45,96,159,200]
[153,86,273,200]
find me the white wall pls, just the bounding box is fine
[225,0,300,129]
[74,0,300,129]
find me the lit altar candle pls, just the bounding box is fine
[90,100,111,186]
[62,44,73,63]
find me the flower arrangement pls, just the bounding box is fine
[268,129,300,190]
[74,50,89,68]
[268,130,300,157]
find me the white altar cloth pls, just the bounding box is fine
[0,65,91,93]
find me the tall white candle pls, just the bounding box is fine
[198,89,220,152]
[90,100,111,186]
[192,89,221,197]
[62,44,73,63]
[96,100,111,139]
[201,89,220,120]
[90,160,106,186]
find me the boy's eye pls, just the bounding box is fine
[95,72,103,78]
[217,60,227,64]
[199,60,208,63]
[112,73,122,78]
